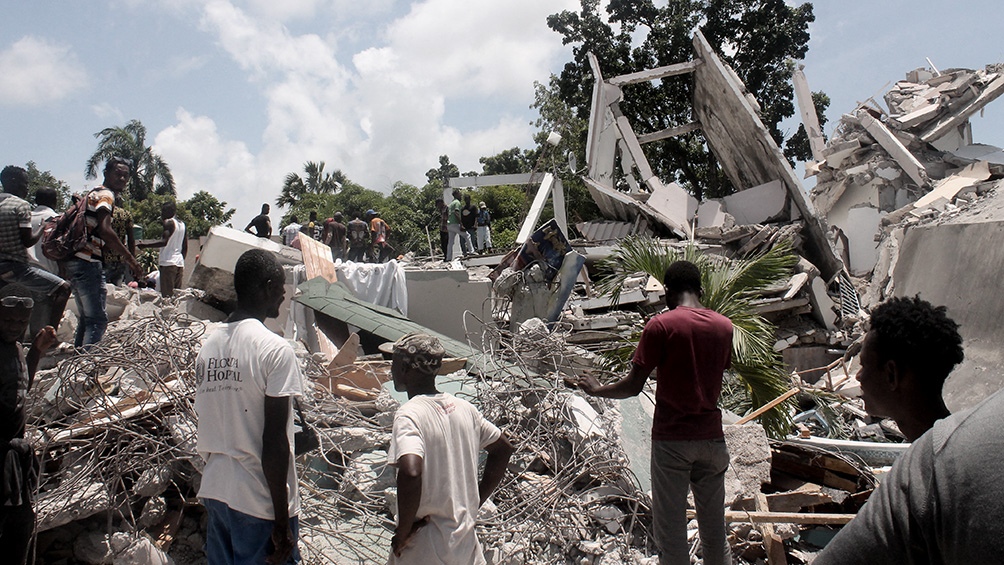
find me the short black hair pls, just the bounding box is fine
[869,296,964,389]
[0,166,27,191]
[290,215,298,223]
[233,249,283,300]
[663,260,702,295]
[104,156,132,172]
[162,199,177,214]
[309,211,317,220]
[261,203,270,213]
[333,212,343,221]
[34,187,58,209]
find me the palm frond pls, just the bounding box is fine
[597,236,798,438]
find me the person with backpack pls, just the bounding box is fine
[346,216,370,263]
[0,166,71,340]
[65,157,142,348]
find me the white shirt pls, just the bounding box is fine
[159,217,186,267]
[387,393,501,565]
[195,319,303,520]
[28,205,58,274]
[283,223,301,246]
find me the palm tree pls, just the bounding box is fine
[277,161,345,208]
[85,119,175,201]
[596,236,797,438]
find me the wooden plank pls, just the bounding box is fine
[637,121,700,144]
[732,490,834,513]
[609,59,702,86]
[298,234,338,283]
[688,510,854,525]
[448,173,546,188]
[736,389,799,425]
[756,493,788,565]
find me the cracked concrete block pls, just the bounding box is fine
[341,450,394,501]
[723,180,787,225]
[37,481,110,532]
[724,424,771,503]
[845,206,883,276]
[808,276,838,330]
[138,496,167,528]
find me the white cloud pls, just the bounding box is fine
[91,102,125,122]
[154,108,261,224]
[158,0,576,225]
[0,36,89,106]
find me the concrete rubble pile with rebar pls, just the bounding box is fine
[25,34,1004,565]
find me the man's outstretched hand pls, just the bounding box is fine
[564,372,603,395]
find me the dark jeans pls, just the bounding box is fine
[65,259,107,348]
[203,498,299,564]
[651,438,731,565]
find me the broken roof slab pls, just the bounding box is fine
[295,277,481,366]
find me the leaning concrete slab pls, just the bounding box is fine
[691,31,842,280]
[723,180,787,226]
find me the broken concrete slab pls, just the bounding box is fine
[857,111,929,189]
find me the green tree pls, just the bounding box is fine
[85,119,175,201]
[425,155,461,188]
[597,237,797,438]
[23,161,71,209]
[547,0,816,200]
[183,190,236,238]
[479,147,538,175]
[277,161,345,208]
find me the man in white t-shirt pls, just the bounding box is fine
[195,248,302,564]
[387,333,514,564]
[138,200,187,297]
[282,216,302,247]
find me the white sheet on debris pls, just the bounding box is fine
[335,259,409,316]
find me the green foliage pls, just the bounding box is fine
[126,191,235,241]
[23,161,71,209]
[426,155,461,188]
[547,0,817,200]
[277,161,345,208]
[85,119,175,201]
[597,237,798,438]
[480,147,539,175]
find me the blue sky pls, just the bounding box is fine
[1,1,1001,228]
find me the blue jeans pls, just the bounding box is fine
[203,498,300,565]
[651,439,731,565]
[65,259,107,348]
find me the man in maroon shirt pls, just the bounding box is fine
[568,260,733,565]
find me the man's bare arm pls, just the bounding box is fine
[393,453,424,555]
[568,362,651,399]
[262,395,294,564]
[479,434,514,506]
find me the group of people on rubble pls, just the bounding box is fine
[2,161,1002,565]
[0,156,191,563]
[250,204,395,264]
[438,189,493,261]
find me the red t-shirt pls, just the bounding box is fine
[632,306,733,441]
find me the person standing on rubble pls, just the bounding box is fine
[0,283,57,564]
[195,248,303,565]
[0,166,72,340]
[66,157,143,348]
[137,200,187,298]
[446,190,467,260]
[567,260,733,565]
[814,297,1004,564]
[282,215,301,247]
[323,212,347,261]
[102,193,136,286]
[245,203,272,239]
[476,201,492,254]
[461,194,478,253]
[367,209,392,263]
[387,333,514,564]
[346,215,370,262]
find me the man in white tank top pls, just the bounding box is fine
[138,200,187,297]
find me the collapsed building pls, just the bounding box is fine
[23,30,1004,565]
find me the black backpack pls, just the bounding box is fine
[41,193,92,261]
